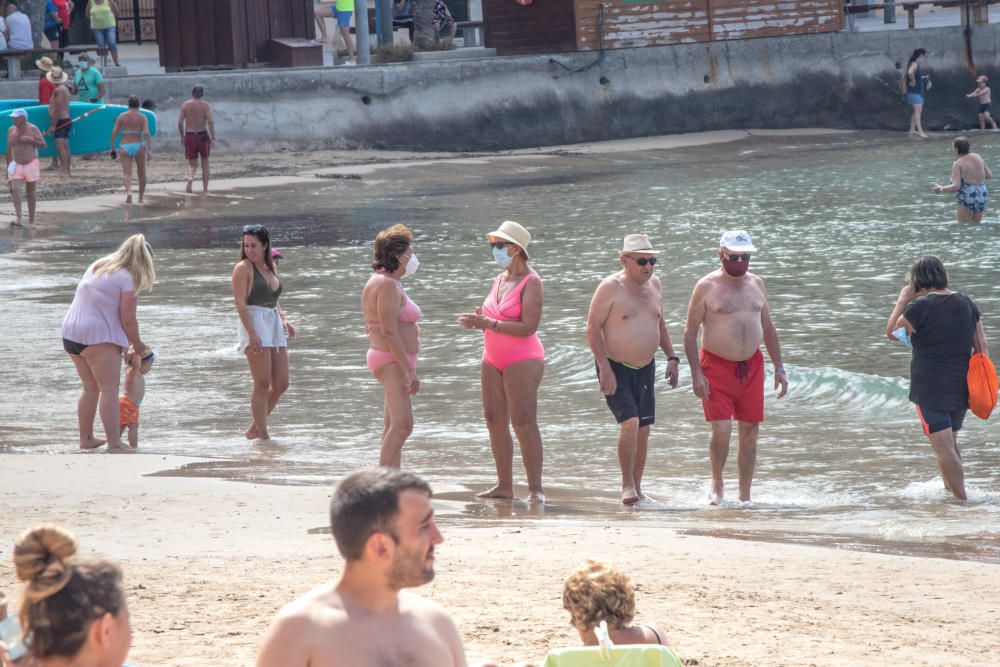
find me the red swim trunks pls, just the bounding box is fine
[184,131,211,160]
[699,348,764,423]
[119,395,140,428]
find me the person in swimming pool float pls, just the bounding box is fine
[588,234,680,506]
[362,225,421,468]
[932,135,992,224]
[459,221,545,503]
[109,96,151,204]
[233,224,294,442]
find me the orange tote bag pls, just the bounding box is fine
[968,352,999,419]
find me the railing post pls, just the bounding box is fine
[354,0,371,64]
[885,0,896,23]
[133,0,143,45]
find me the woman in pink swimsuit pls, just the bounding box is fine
[459,221,545,502]
[60,233,155,450]
[361,224,421,468]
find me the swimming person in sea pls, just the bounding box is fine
[965,75,997,131]
[232,224,293,442]
[458,221,545,503]
[119,344,156,449]
[932,136,992,224]
[109,96,152,204]
[885,256,988,501]
[361,225,421,468]
[904,48,929,139]
[586,234,680,505]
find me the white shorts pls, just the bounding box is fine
[238,306,287,351]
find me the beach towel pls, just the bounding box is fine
[968,352,998,419]
[542,621,683,667]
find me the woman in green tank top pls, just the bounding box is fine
[87,0,120,66]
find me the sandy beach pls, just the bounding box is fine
[0,455,997,666]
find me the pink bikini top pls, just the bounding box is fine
[365,290,421,336]
[483,272,534,322]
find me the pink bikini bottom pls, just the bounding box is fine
[366,348,419,376]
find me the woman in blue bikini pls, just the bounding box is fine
[933,135,992,224]
[109,95,151,204]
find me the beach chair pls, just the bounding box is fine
[541,621,683,667]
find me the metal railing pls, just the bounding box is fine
[846,0,993,30]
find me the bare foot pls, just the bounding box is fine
[107,443,137,452]
[79,436,107,450]
[185,179,193,193]
[244,423,259,440]
[621,486,640,505]
[709,479,724,506]
[526,490,545,504]
[476,484,514,500]
[138,196,144,204]
[125,195,132,204]
[11,219,23,227]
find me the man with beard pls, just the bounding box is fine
[586,234,680,506]
[257,468,495,667]
[683,230,788,505]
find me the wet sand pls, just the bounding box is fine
[0,455,997,666]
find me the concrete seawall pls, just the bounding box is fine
[1,24,997,152]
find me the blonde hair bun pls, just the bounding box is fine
[14,524,77,602]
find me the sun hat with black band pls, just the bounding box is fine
[36,56,54,72]
[618,233,658,255]
[486,220,531,259]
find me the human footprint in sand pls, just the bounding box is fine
[459,221,546,503]
[684,230,787,505]
[586,234,680,505]
[60,234,155,451]
[257,468,503,667]
[233,225,293,442]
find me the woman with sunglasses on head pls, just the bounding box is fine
[361,225,422,468]
[459,221,545,503]
[61,234,154,451]
[233,224,294,442]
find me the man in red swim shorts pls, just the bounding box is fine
[178,84,215,193]
[683,230,788,505]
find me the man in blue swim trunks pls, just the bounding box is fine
[314,0,356,65]
[932,135,992,224]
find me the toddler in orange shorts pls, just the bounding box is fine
[120,345,156,448]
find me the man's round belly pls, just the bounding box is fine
[603,326,659,368]
[701,320,764,362]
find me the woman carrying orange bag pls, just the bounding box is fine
[886,256,988,500]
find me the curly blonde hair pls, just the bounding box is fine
[562,560,635,631]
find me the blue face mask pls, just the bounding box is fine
[492,245,512,268]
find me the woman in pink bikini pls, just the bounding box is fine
[459,221,545,503]
[361,224,421,467]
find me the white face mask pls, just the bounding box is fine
[404,253,419,275]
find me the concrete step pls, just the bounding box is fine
[412,47,497,62]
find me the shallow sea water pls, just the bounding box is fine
[2,131,999,562]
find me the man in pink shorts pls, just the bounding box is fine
[683,230,788,505]
[5,109,45,226]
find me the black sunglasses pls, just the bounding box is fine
[243,224,266,234]
[626,255,657,266]
[490,241,508,249]
[723,253,751,262]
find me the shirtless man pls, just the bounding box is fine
[586,234,680,505]
[5,110,46,227]
[932,135,992,224]
[684,230,787,505]
[177,84,214,193]
[257,468,497,667]
[965,75,997,131]
[47,67,72,178]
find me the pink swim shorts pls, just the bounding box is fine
[7,159,40,182]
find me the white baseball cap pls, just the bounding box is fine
[10,109,27,119]
[719,230,757,253]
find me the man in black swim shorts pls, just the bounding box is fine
[586,234,681,505]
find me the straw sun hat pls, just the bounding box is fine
[36,56,54,72]
[486,220,532,259]
[46,66,69,85]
